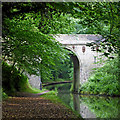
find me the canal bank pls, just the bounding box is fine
[45,83,120,119]
[2,89,82,119]
[2,96,82,119]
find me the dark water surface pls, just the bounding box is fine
[45,83,120,119]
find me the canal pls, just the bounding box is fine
[45,83,120,119]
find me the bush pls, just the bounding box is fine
[2,88,8,99]
[80,58,120,96]
[2,61,28,95]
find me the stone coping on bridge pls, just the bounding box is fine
[54,34,102,45]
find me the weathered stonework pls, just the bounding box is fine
[28,74,41,90]
[55,34,102,92]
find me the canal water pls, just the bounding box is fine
[45,83,120,119]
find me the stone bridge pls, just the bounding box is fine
[55,34,102,92]
[29,34,102,92]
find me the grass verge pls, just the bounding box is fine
[22,82,82,119]
[19,78,47,94]
[40,91,83,119]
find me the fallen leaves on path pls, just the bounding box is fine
[2,97,79,119]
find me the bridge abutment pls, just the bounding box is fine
[71,55,80,93]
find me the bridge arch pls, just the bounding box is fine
[55,34,102,93]
[64,47,80,93]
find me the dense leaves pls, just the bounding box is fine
[50,55,73,82]
[73,2,120,84]
[2,2,120,87]
[73,2,120,56]
[2,2,75,81]
[3,17,62,75]
[2,61,28,94]
[80,58,120,95]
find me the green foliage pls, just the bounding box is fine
[50,54,73,82]
[2,61,49,95]
[80,58,120,96]
[2,61,28,95]
[2,3,76,82]
[2,92,8,99]
[73,2,120,84]
[3,16,64,75]
[70,84,74,92]
[2,88,8,99]
[38,12,76,34]
[2,2,119,86]
[19,78,45,94]
[73,2,120,61]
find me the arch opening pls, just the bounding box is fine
[64,47,80,93]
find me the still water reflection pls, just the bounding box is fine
[45,83,120,119]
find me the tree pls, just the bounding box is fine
[3,2,119,84]
[51,54,73,81]
[72,2,119,50]
[2,2,75,81]
[72,2,120,82]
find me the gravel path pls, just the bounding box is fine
[2,92,81,119]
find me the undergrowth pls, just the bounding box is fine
[80,57,120,96]
[2,61,47,97]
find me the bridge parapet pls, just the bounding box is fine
[55,34,102,45]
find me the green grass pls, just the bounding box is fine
[40,90,83,119]
[19,78,47,94]
[2,88,9,100]
[40,91,60,103]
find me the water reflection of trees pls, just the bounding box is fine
[80,96,120,118]
[45,84,120,119]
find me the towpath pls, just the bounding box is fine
[2,91,81,119]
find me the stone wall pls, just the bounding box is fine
[28,74,41,89]
[74,45,99,84]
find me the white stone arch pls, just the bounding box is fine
[64,45,81,64]
[63,46,81,93]
[55,34,102,92]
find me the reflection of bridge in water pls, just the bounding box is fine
[29,34,102,92]
[73,94,96,118]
